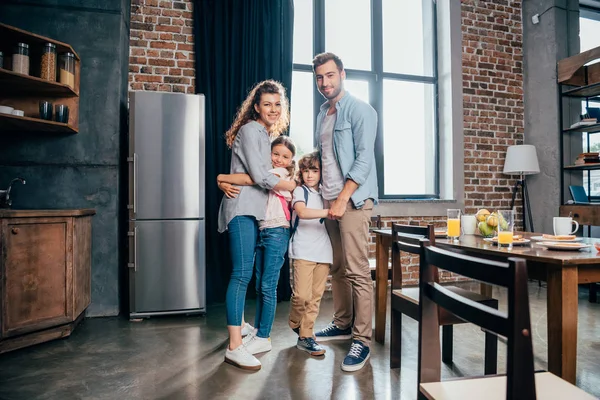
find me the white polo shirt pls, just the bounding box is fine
[288,185,333,264]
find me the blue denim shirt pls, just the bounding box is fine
[314,91,379,208]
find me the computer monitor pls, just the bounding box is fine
[569,185,590,203]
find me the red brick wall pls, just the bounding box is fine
[461,0,524,217]
[129,0,195,93]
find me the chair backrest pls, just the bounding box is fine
[418,239,535,399]
[569,185,589,203]
[391,223,435,290]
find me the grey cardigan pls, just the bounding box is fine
[217,121,280,233]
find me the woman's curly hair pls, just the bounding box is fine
[225,80,290,148]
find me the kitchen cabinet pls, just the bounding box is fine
[0,208,95,353]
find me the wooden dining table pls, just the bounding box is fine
[373,229,600,384]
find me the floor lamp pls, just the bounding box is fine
[503,145,540,232]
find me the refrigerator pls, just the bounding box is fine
[128,91,206,318]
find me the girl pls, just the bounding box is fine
[218,136,296,356]
[287,152,331,356]
[217,80,295,371]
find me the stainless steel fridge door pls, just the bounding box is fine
[131,219,205,315]
[129,91,205,220]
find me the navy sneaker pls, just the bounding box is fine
[296,337,326,356]
[314,321,352,341]
[341,340,370,372]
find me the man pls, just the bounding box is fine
[311,52,378,372]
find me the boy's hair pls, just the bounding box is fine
[296,151,321,186]
[271,135,297,177]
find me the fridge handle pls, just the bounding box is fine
[134,153,138,215]
[134,227,138,272]
[127,229,138,272]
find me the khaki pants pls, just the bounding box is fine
[288,259,330,338]
[324,198,374,345]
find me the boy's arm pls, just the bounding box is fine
[217,173,254,186]
[294,201,329,220]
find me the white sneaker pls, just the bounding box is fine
[243,334,272,355]
[241,322,255,337]
[224,344,261,371]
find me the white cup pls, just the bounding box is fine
[553,217,579,236]
[461,214,477,235]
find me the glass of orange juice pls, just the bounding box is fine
[447,209,461,242]
[497,209,515,250]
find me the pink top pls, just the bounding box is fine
[258,167,293,230]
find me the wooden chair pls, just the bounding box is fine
[389,223,498,374]
[417,240,595,400]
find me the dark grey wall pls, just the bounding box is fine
[523,0,580,234]
[0,0,130,316]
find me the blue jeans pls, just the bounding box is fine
[254,227,290,338]
[225,216,258,326]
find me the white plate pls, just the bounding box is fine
[483,238,531,245]
[530,235,583,242]
[539,242,590,251]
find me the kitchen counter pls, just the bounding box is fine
[0,208,96,218]
[0,208,95,353]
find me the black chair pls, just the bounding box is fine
[389,223,498,374]
[417,239,594,399]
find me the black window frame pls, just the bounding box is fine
[291,0,440,199]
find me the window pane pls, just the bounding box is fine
[344,79,370,105]
[580,13,600,53]
[383,0,434,76]
[293,0,313,64]
[382,80,435,195]
[325,0,371,70]
[290,71,315,157]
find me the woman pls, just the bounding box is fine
[217,80,295,371]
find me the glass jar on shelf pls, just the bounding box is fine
[59,52,75,88]
[12,42,29,75]
[41,43,57,81]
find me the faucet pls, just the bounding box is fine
[0,178,26,208]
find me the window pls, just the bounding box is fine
[579,6,600,197]
[290,0,438,198]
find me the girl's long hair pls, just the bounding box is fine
[225,80,290,148]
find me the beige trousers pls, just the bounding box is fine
[288,259,330,338]
[324,198,374,345]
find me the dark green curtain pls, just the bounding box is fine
[194,0,294,304]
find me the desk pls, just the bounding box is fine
[373,229,600,384]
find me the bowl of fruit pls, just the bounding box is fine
[476,209,509,238]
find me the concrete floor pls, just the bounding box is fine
[0,283,599,400]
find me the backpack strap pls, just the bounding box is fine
[291,185,309,237]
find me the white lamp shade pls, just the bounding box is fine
[503,145,540,175]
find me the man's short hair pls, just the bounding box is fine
[312,52,344,72]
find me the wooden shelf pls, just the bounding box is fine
[0,23,79,60]
[564,163,600,171]
[0,68,78,96]
[561,82,600,98]
[0,113,77,134]
[563,123,600,134]
[0,23,80,134]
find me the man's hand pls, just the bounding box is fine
[328,197,348,220]
[218,181,240,199]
